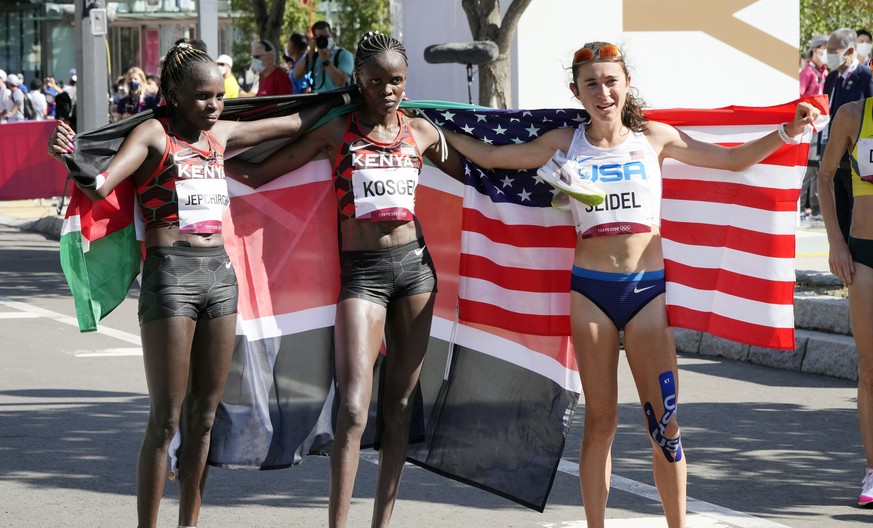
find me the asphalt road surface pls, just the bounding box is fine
[0,224,869,527]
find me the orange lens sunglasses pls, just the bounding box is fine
[573,44,621,64]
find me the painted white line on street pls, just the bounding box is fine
[540,514,737,527]
[557,460,792,528]
[0,312,41,319]
[361,452,790,528]
[0,297,141,346]
[75,348,143,357]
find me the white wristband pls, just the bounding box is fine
[777,122,801,145]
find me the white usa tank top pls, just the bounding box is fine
[565,124,662,238]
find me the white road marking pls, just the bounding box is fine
[74,348,143,357]
[557,460,792,528]
[0,312,41,319]
[0,297,141,345]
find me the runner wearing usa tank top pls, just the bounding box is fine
[443,41,818,528]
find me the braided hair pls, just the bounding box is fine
[160,42,216,107]
[354,31,407,73]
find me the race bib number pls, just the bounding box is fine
[176,178,229,233]
[351,167,418,221]
[858,138,873,182]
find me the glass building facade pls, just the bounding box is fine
[0,0,234,83]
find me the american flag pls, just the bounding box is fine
[421,95,829,351]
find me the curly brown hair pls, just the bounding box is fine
[570,42,648,133]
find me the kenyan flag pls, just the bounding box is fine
[60,179,140,332]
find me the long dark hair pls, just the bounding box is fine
[571,41,648,133]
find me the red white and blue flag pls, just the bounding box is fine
[60,94,826,511]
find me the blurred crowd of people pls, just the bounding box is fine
[0,68,77,124]
[0,24,353,127]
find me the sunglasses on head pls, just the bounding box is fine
[573,44,622,64]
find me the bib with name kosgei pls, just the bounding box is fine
[350,143,420,222]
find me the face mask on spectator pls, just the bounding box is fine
[250,58,265,73]
[129,80,141,91]
[858,42,873,58]
[827,52,847,70]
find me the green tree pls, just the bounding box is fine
[800,0,873,50]
[335,0,391,50]
[461,0,533,108]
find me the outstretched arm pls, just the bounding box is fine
[47,119,164,200]
[657,101,820,171]
[225,116,343,188]
[218,92,350,150]
[443,127,573,170]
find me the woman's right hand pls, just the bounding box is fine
[828,240,855,286]
[47,120,75,163]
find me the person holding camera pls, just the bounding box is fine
[293,21,354,92]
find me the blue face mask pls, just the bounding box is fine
[250,58,265,73]
[129,80,140,91]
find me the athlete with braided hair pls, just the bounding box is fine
[47,42,347,528]
[228,30,463,528]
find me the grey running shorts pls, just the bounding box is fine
[339,238,437,307]
[138,245,239,325]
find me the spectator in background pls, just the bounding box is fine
[216,54,240,98]
[0,70,9,122]
[251,40,293,96]
[238,63,259,97]
[28,78,48,120]
[119,67,148,118]
[143,74,162,111]
[294,21,353,92]
[4,74,25,122]
[820,27,873,242]
[799,34,829,226]
[43,76,61,118]
[801,35,828,97]
[16,74,29,94]
[857,28,872,65]
[285,32,311,94]
[63,71,77,126]
[110,76,127,122]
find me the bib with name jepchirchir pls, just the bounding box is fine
[333,111,423,222]
[565,125,662,238]
[137,118,228,234]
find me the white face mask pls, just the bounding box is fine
[218,65,227,76]
[827,52,847,70]
[858,42,873,58]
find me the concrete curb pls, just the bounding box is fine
[3,214,856,381]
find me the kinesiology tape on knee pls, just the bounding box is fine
[644,370,683,463]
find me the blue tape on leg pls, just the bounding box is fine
[644,371,683,463]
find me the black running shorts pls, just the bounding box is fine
[339,238,437,307]
[138,246,239,325]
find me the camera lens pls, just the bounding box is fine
[316,36,329,49]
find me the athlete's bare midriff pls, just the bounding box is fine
[339,217,423,251]
[573,227,664,273]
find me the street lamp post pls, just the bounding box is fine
[74,0,110,132]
